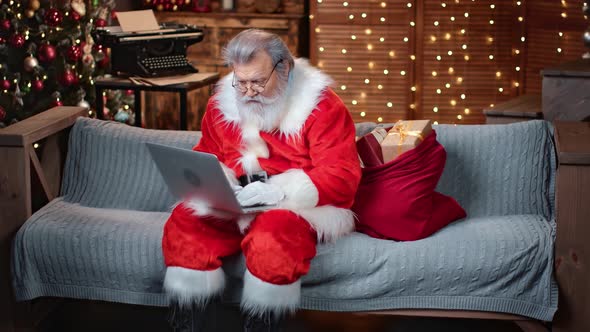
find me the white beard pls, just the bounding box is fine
[236,83,288,132]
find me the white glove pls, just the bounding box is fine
[236,181,285,207]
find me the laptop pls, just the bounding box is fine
[145,142,275,214]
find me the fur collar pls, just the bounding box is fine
[213,58,334,139]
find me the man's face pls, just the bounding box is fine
[232,51,283,101]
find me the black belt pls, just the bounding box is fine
[238,171,269,187]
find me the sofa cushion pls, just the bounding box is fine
[61,118,202,211]
[12,197,557,321]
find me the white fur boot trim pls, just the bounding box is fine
[164,266,225,308]
[241,269,301,318]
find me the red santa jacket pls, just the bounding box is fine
[189,59,361,242]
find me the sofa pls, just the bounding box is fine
[2,107,590,332]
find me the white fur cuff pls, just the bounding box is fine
[164,266,225,307]
[241,269,301,317]
[268,169,319,209]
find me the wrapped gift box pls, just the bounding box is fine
[382,120,433,162]
[356,127,388,167]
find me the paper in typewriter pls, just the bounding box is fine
[116,10,160,32]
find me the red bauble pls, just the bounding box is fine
[0,36,5,45]
[111,10,117,19]
[9,34,25,48]
[70,10,81,21]
[0,106,5,121]
[1,79,11,90]
[59,70,78,87]
[66,45,82,62]
[0,19,10,31]
[38,43,57,63]
[51,99,63,107]
[98,53,110,68]
[32,79,44,91]
[95,18,107,27]
[93,44,105,53]
[45,8,63,27]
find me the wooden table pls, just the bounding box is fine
[542,59,590,121]
[95,72,219,130]
[482,94,543,124]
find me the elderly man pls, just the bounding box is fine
[162,29,361,332]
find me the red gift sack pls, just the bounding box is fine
[352,130,466,241]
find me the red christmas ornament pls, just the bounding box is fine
[45,8,63,27]
[51,99,63,107]
[98,53,110,68]
[0,19,10,31]
[38,43,57,63]
[93,44,105,53]
[70,10,81,21]
[0,36,5,45]
[0,106,5,121]
[9,34,25,48]
[66,45,82,62]
[32,79,44,91]
[111,10,117,19]
[95,18,107,27]
[1,79,11,90]
[59,69,78,87]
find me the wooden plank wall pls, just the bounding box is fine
[311,0,589,124]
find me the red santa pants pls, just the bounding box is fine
[162,203,317,285]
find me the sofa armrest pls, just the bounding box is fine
[553,121,590,332]
[0,106,87,331]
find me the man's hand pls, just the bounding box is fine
[236,181,285,207]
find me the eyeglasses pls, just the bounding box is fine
[232,59,282,93]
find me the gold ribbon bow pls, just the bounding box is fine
[388,121,425,154]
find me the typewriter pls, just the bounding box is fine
[93,23,204,77]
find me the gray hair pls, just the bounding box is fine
[222,29,294,80]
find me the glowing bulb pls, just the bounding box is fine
[407,2,412,7]
[558,32,563,37]
[319,47,325,52]
[364,79,370,84]
[460,94,466,100]
[464,108,470,114]
[561,12,567,18]
[343,1,348,6]
[462,44,467,49]
[315,28,321,33]
[460,29,466,34]
[436,89,442,94]
[383,69,389,75]
[457,77,463,83]
[341,49,347,54]
[352,100,358,105]
[341,85,347,90]
[450,16,456,21]
[378,85,383,89]
[557,48,562,53]
[434,21,439,26]
[410,55,416,60]
[436,55,442,61]
[515,49,520,54]
[411,86,417,91]
[514,82,520,87]
[367,44,373,50]
[431,35,437,42]
[448,50,453,56]
[347,67,352,72]
[365,29,372,35]
[410,21,416,26]
[445,83,451,88]
[380,2,386,7]
[496,71,501,77]
[464,55,470,61]
[516,66,521,71]
[490,4,495,9]
[489,20,495,24]
[361,13,367,18]
[445,33,451,40]
[368,62,375,68]
[521,36,526,42]
[433,106,439,112]
[441,3,446,7]
[498,88,504,92]
[387,102,393,107]
[403,37,409,42]
[489,54,494,60]
[448,67,454,73]
[518,16,524,22]
[464,12,469,17]
[380,17,386,22]
[349,14,354,19]
[389,51,396,57]
[451,99,457,106]
[360,111,366,117]
[400,71,407,76]
[432,71,438,76]
[378,117,383,122]
[351,35,357,40]
[380,37,385,42]
[457,114,463,120]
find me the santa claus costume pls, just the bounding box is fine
[162,59,362,317]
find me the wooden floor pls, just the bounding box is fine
[37,300,525,332]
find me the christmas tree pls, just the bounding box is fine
[0,0,134,127]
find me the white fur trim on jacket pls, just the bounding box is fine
[164,266,225,307]
[241,269,300,317]
[268,169,355,242]
[184,199,235,220]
